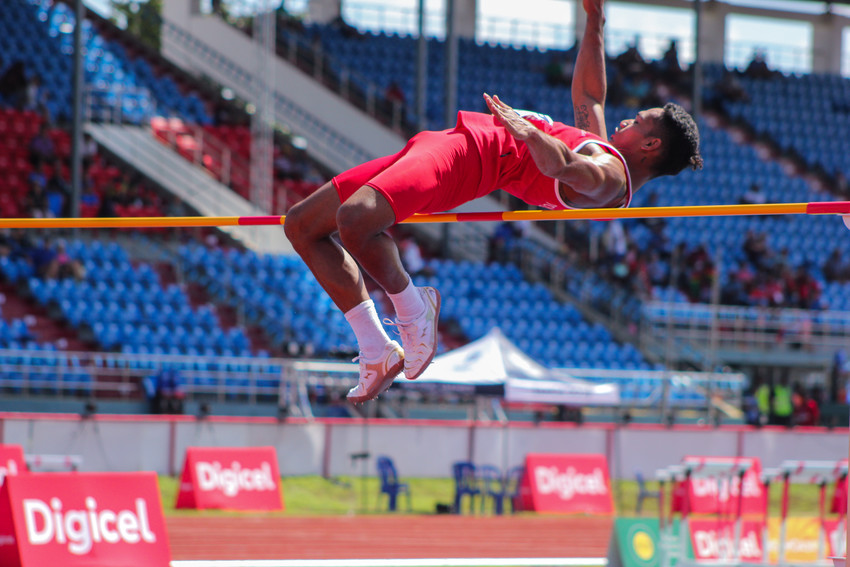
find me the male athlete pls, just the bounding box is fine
[284,0,703,403]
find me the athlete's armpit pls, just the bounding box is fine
[574,104,590,130]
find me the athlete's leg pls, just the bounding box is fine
[335,185,409,296]
[284,181,370,313]
[285,182,403,403]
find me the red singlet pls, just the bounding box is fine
[332,110,632,222]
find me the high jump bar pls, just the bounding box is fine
[0,201,848,229]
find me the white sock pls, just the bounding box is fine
[344,299,392,360]
[388,278,425,323]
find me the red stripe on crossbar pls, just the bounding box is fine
[238,216,283,225]
[452,212,507,222]
[806,201,850,214]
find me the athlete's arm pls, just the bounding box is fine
[484,93,625,206]
[571,0,608,138]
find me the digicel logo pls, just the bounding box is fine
[0,459,19,485]
[692,476,761,499]
[534,466,607,500]
[693,529,761,560]
[195,461,277,497]
[22,497,156,555]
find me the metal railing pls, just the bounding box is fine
[641,302,850,359]
[0,349,284,404]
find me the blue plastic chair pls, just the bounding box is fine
[635,471,660,514]
[503,465,526,514]
[478,465,509,515]
[376,456,410,512]
[452,461,480,514]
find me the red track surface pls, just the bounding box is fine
[167,515,613,560]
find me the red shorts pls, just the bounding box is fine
[332,128,486,222]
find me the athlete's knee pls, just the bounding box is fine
[283,203,306,245]
[336,203,377,254]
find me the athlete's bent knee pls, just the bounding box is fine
[283,203,311,247]
[336,205,375,255]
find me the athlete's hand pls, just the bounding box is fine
[484,93,536,141]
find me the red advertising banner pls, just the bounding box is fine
[0,472,170,567]
[673,457,765,516]
[689,519,765,563]
[0,445,26,487]
[518,453,613,514]
[175,446,283,511]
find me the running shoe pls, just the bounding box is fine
[394,286,441,380]
[347,341,404,404]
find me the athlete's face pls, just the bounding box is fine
[610,107,664,151]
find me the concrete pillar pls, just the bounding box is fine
[451,0,477,39]
[812,12,844,75]
[574,0,586,49]
[308,0,342,24]
[697,0,727,64]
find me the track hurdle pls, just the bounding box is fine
[656,458,755,567]
[776,460,848,564]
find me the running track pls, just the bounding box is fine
[167,516,614,560]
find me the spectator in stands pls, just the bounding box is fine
[284,0,702,404]
[721,261,754,306]
[743,230,770,271]
[615,37,647,77]
[645,250,669,288]
[0,60,27,107]
[771,375,794,426]
[24,177,50,218]
[143,367,185,414]
[29,238,57,278]
[740,183,767,205]
[23,74,49,121]
[81,133,98,170]
[753,373,772,425]
[745,50,776,79]
[823,248,848,283]
[792,383,820,426]
[97,179,121,218]
[657,40,685,87]
[43,240,85,281]
[28,122,55,168]
[46,159,71,217]
[791,265,823,309]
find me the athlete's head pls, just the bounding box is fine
[610,103,702,178]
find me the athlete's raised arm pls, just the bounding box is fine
[572,0,608,138]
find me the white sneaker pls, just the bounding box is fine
[346,341,404,404]
[394,286,441,380]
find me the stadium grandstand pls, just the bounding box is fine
[0,0,846,428]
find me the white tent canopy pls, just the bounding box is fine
[406,328,621,406]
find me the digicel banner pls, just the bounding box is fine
[518,453,613,514]
[0,445,26,487]
[675,456,765,516]
[175,446,283,511]
[689,519,765,563]
[0,472,170,567]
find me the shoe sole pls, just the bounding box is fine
[347,358,404,404]
[406,287,441,381]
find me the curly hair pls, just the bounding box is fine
[652,102,703,177]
